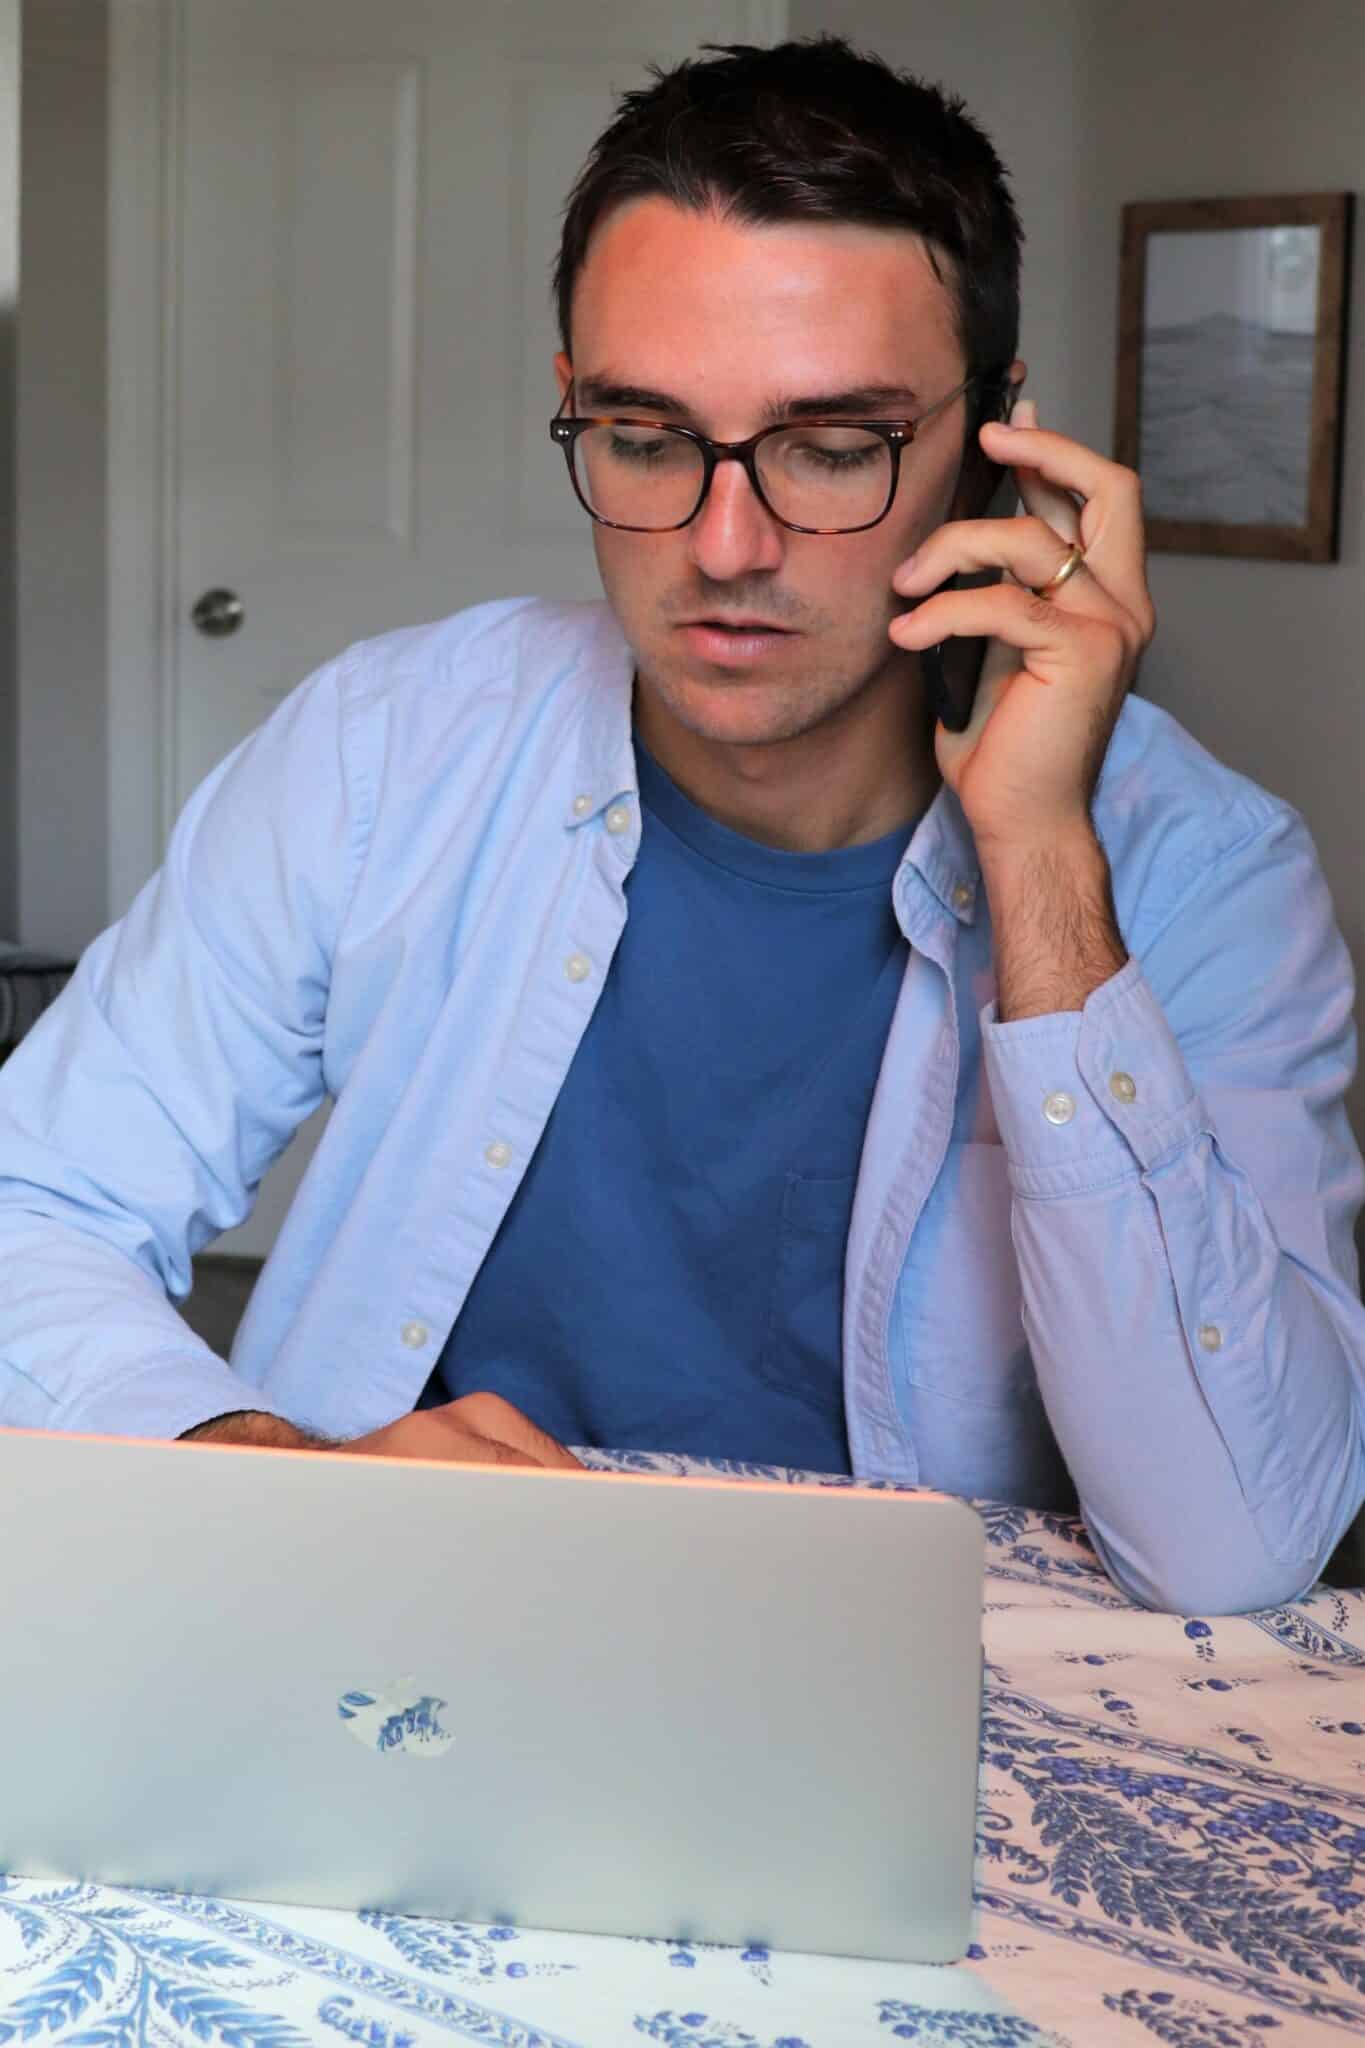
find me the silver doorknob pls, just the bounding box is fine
[191,587,244,638]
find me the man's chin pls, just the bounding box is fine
[641,660,832,748]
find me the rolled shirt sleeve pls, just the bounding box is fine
[982,807,1365,1614]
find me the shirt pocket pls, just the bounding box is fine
[758,1170,857,1433]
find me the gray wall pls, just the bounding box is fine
[1072,0,1365,1136]
[797,0,1365,1138]
[15,0,108,959]
[0,0,18,940]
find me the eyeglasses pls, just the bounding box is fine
[549,371,1006,535]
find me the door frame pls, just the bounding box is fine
[104,0,789,923]
[107,0,179,920]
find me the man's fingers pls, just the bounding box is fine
[978,413,1151,629]
[460,1435,543,1469]
[339,1416,540,1465]
[893,513,1098,604]
[978,414,1139,530]
[1005,398,1083,542]
[891,400,1154,672]
[341,1395,583,1469]
[892,579,1136,677]
[445,1391,584,1469]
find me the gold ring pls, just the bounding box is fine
[1031,542,1086,600]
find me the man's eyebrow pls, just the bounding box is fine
[767,384,923,422]
[572,377,923,424]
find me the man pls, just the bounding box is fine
[0,38,1361,1613]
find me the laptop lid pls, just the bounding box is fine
[0,1431,984,1963]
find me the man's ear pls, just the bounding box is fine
[553,351,573,405]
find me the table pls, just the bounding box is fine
[2,1450,1363,2047]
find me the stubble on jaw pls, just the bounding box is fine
[628,632,940,852]
[635,641,915,751]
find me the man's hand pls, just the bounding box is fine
[889,398,1155,852]
[888,399,1154,1018]
[182,1392,581,1468]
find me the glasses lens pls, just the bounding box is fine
[573,423,705,530]
[756,426,894,530]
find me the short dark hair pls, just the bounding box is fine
[554,35,1023,419]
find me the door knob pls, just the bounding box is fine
[191,588,245,638]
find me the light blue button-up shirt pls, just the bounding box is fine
[1,596,1362,1612]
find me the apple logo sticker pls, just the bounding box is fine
[337,1680,455,1757]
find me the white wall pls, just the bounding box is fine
[795,0,1365,1139]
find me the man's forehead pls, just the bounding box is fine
[570,201,963,409]
[586,192,943,268]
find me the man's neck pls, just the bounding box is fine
[631,659,940,854]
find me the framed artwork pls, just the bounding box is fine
[1114,192,1353,562]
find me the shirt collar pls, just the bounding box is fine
[566,606,638,828]
[566,602,981,927]
[902,782,981,925]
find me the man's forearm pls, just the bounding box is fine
[981,824,1128,1022]
[179,1410,330,1448]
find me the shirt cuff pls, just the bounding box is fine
[56,1348,297,1443]
[981,958,1208,1198]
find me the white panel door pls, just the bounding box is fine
[173,0,784,1257]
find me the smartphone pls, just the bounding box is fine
[918,387,1020,733]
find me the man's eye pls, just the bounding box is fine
[790,438,879,471]
[607,430,679,465]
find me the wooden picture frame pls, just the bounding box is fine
[1114,192,1353,562]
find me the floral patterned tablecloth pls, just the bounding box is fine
[2,1450,1363,2048]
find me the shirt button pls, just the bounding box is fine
[564,951,591,983]
[1109,1071,1138,1104]
[1043,1090,1076,1126]
[951,881,973,912]
[399,1320,428,1349]
[484,1139,512,1169]
[1198,1323,1223,1353]
[605,804,631,835]
[571,794,593,817]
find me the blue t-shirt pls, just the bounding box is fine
[429,735,910,1469]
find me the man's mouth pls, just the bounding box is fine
[675,616,799,668]
[682,616,794,634]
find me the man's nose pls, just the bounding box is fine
[686,457,785,581]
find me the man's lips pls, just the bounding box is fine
[677,617,795,633]
[675,617,800,668]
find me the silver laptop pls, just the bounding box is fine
[0,1429,984,1963]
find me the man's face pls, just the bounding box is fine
[556,197,974,751]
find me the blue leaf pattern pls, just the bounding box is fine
[632,2017,812,2046]
[0,1927,120,2041]
[318,1993,419,2046]
[876,2009,1066,2044]
[1101,1987,1287,2044]
[358,1912,574,1987]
